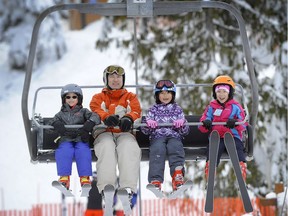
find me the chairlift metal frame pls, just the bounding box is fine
[22,1,258,164]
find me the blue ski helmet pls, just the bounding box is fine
[154,80,176,104]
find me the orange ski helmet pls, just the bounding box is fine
[212,75,235,100]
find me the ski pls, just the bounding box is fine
[103,184,115,216]
[52,181,74,197]
[80,184,92,197]
[224,132,253,213]
[168,180,193,199]
[205,130,220,213]
[146,184,165,198]
[117,188,132,216]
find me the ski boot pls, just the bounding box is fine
[151,180,162,191]
[205,161,209,181]
[172,166,184,191]
[240,161,247,181]
[59,176,70,190]
[80,176,91,187]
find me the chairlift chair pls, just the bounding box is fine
[22,1,258,165]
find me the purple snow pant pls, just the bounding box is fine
[55,141,92,176]
[206,137,246,166]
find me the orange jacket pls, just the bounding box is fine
[90,88,142,133]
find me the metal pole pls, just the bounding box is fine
[62,193,67,216]
[133,18,139,95]
[133,16,142,216]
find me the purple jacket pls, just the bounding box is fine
[198,99,247,139]
[141,103,189,140]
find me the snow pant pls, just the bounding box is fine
[148,137,185,183]
[206,137,246,166]
[55,141,92,177]
[94,132,141,193]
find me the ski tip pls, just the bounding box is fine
[104,184,115,190]
[52,180,60,186]
[117,188,129,195]
[146,183,154,189]
[82,184,92,188]
[211,130,219,134]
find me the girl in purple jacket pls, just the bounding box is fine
[141,80,189,191]
[198,75,247,182]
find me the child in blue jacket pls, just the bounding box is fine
[141,80,189,191]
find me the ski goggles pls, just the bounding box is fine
[155,80,174,89]
[104,65,125,75]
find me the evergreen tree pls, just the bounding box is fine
[0,0,67,70]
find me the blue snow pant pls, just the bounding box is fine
[55,141,92,176]
[206,137,246,166]
[148,137,185,183]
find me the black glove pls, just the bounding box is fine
[81,130,90,143]
[119,116,133,132]
[52,120,66,136]
[202,120,212,130]
[81,121,95,143]
[226,119,237,128]
[104,115,120,127]
[83,120,96,133]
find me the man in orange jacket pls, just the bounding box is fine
[90,65,142,212]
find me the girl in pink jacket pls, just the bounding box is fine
[198,75,247,182]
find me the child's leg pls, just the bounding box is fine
[74,141,92,177]
[234,138,247,180]
[166,138,185,190]
[148,137,167,183]
[166,138,185,177]
[216,139,226,165]
[205,139,225,179]
[55,141,74,176]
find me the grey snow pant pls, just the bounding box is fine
[94,132,141,193]
[148,137,185,183]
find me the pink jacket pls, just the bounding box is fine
[198,99,247,139]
